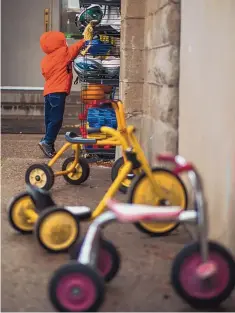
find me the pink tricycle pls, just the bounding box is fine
[48,155,235,312]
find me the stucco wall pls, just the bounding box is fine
[179,0,235,253]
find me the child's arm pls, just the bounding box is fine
[67,22,96,60]
[68,39,85,61]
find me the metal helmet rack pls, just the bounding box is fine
[75,0,121,161]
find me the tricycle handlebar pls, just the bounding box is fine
[157,154,203,198]
[157,154,194,173]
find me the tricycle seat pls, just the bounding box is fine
[65,132,97,144]
[107,200,182,222]
[26,185,55,212]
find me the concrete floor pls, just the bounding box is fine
[1,134,235,312]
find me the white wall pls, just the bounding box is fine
[179,0,235,253]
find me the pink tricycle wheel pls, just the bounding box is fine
[93,239,121,282]
[70,238,120,282]
[179,252,229,298]
[171,241,235,308]
[56,273,96,312]
[98,248,113,277]
[49,263,105,312]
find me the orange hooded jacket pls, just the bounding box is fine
[40,31,85,96]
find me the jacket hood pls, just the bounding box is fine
[40,31,67,54]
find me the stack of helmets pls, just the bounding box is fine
[75,4,113,58]
[74,55,120,80]
[74,4,120,80]
[83,37,113,57]
[75,4,104,30]
[101,56,120,78]
[74,56,103,80]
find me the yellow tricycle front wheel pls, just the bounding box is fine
[128,167,188,236]
[8,192,37,234]
[111,157,135,194]
[35,207,80,253]
[25,163,54,191]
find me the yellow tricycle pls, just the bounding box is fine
[25,101,135,193]
[8,124,188,253]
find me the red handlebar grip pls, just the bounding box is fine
[173,164,194,174]
[157,154,176,164]
[157,154,195,173]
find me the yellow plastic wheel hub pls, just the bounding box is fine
[11,196,36,231]
[29,168,47,188]
[66,162,83,181]
[132,170,187,233]
[39,211,79,251]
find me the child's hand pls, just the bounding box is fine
[81,21,100,56]
[83,21,99,41]
[83,23,94,41]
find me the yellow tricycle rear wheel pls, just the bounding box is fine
[35,207,80,253]
[62,157,90,185]
[128,167,188,236]
[8,192,37,234]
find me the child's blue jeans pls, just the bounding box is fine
[43,92,67,144]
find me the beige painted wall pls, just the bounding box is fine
[179,0,235,253]
[1,0,51,87]
[1,0,80,91]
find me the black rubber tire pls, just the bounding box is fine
[70,237,121,283]
[62,157,90,185]
[8,191,36,234]
[171,241,235,309]
[49,262,105,312]
[35,207,80,253]
[111,157,135,194]
[128,167,188,237]
[25,163,54,191]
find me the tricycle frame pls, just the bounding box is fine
[48,100,130,177]
[22,118,173,224]
[76,154,210,270]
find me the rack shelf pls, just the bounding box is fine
[79,77,119,87]
[80,0,121,7]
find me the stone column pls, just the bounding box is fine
[143,0,181,164]
[116,0,146,160]
[118,0,181,163]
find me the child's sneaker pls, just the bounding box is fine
[38,141,56,158]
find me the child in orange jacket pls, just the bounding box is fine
[39,31,85,158]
